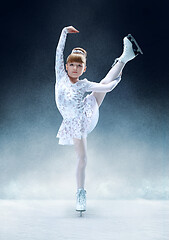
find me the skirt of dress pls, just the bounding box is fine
[85,93,99,134]
[56,94,99,145]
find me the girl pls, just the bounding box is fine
[55,26,143,213]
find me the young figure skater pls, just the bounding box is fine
[55,26,143,213]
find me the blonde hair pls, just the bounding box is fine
[67,47,87,65]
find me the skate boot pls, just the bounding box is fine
[112,34,143,66]
[76,188,86,214]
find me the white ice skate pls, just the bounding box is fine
[76,188,86,217]
[113,34,143,66]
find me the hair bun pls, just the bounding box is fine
[67,47,87,64]
[71,47,87,58]
[72,49,85,55]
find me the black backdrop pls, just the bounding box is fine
[0,0,169,199]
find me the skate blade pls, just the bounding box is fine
[76,209,86,212]
[76,209,86,217]
[127,34,143,55]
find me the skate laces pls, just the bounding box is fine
[77,189,86,204]
[123,38,132,52]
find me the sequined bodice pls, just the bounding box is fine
[55,74,88,119]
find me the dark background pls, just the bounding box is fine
[0,0,169,199]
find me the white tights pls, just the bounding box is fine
[92,61,125,107]
[73,61,125,190]
[73,137,87,190]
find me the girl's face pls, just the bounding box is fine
[66,62,86,79]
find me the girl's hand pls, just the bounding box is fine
[66,26,79,33]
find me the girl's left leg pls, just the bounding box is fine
[92,61,125,107]
[91,32,143,108]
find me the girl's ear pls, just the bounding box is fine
[83,66,87,72]
[65,63,68,71]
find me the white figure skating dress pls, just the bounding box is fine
[55,27,121,145]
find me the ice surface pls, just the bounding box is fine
[0,199,169,240]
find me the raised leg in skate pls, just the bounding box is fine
[91,61,124,107]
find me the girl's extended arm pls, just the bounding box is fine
[55,26,79,83]
[85,76,121,93]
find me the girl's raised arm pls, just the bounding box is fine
[55,26,79,83]
[55,27,68,82]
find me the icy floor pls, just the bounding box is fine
[0,199,169,240]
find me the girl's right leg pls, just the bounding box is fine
[92,61,125,107]
[73,137,87,211]
[73,137,87,190]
